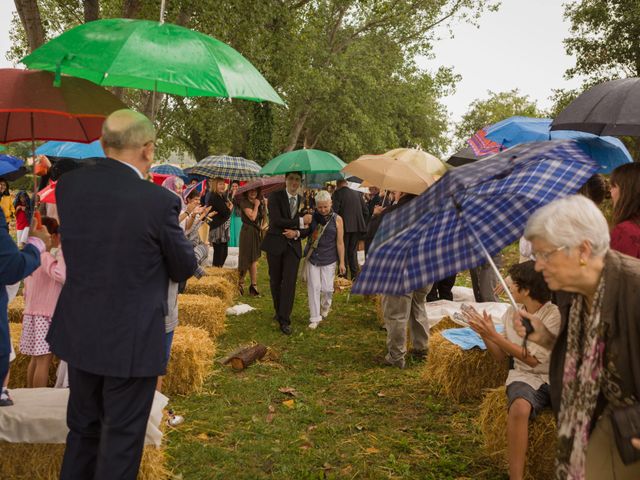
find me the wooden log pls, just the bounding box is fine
[227,344,267,371]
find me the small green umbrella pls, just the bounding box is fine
[259,149,346,176]
[21,18,284,105]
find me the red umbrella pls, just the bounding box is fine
[38,180,57,204]
[236,176,285,197]
[0,68,126,144]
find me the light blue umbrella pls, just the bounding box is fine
[352,140,599,302]
[468,116,632,173]
[36,140,105,159]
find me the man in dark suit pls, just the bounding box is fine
[261,172,311,335]
[332,180,367,279]
[47,110,197,480]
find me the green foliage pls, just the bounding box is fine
[454,89,542,148]
[564,0,640,82]
[8,0,500,162]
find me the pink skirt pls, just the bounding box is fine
[19,314,52,356]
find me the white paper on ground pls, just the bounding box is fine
[226,303,256,316]
[0,388,169,446]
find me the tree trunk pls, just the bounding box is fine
[226,344,268,371]
[285,106,311,151]
[122,0,141,18]
[14,0,46,52]
[83,0,100,23]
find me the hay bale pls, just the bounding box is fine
[429,316,459,334]
[478,387,557,480]
[8,296,24,323]
[8,323,58,388]
[164,325,215,396]
[422,332,508,402]
[334,277,352,292]
[177,294,227,338]
[185,276,235,305]
[0,443,169,479]
[204,266,239,285]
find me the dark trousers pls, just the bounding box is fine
[426,274,457,302]
[266,249,300,327]
[0,352,8,389]
[212,242,228,267]
[60,366,157,480]
[343,232,360,279]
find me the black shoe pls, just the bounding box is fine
[249,284,260,296]
[280,324,292,335]
[409,349,428,361]
[0,389,13,407]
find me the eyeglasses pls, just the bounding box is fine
[531,245,567,262]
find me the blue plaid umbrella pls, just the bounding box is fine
[185,155,261,180]
[352,140,600,298]
[150,164,185,177]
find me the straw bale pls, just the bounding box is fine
[204,266,239,285]
[334,277,352,292]
[0,443,169,480]
[177,294,227,338]
[8,296,24,323]
[429,316,459,334]
[422,332,508,402]
[8,323,58,388]
[478,387,557,480]
[185,275,235,305]
[163,325,215,396]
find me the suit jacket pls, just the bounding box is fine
[47,158,197,378]
[261,189,310,258]
[332,187,367,233]
[0,215,41,356]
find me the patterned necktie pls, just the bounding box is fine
[289,196,296,218]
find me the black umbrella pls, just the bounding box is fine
[550,78,640,136]
[446,146,482,166]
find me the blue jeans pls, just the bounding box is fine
[0,353,9,387]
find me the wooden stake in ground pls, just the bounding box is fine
[225,344,267,371]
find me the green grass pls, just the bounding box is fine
[166,260,511,480]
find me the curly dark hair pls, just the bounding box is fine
[508,260,551,304]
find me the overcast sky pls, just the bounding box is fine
[0,1,582,127]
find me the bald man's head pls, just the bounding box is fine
[101,109,155,151]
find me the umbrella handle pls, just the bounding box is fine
[457,209,518,311]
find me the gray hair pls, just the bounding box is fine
[315,190,332,203]
[524,195,610,256]
[102,109,155,150]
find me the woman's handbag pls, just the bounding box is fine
[611,404,640,465]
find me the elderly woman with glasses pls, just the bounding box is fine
[515,195,640,480]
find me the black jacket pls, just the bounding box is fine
[47,158,197,378]
[332,186,367,233]
[206,191,231,230]
[261,189,310,258]
[365,194,417,250]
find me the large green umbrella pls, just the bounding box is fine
[259,149,346,175]
[21,18,284,105]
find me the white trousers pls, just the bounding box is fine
[306,262,336,323]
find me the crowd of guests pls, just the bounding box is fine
[0,106,638,479]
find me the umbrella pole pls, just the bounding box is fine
[459,213,519,311]
[30,113,38,203]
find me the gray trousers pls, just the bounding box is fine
[381,284,432,368]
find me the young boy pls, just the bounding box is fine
[462,261,561,480]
